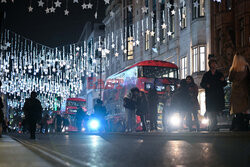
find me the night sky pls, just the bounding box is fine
[0,0,107,47]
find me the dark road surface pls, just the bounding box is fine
[10,132,250,167]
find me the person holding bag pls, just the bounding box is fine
[123,87,139,132]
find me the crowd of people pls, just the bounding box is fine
[123,55,250,132]
[123,76,202,132]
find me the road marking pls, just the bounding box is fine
[12,137,91,167]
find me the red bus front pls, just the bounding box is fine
[64,98,87,132]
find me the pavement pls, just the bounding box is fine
[6,132,250,167]
[0,135,53,167]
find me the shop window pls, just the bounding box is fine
[193,46,206,73]
[199,46,205,71]
[193,47,198,72]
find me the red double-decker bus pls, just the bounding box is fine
[64,98,87,131]
[103,60,179,132]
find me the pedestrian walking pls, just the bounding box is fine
[229,54,250,131]
[55,112,62,132]
[21,118,27,134]
[62,115,69,131]
[200,59,227,131]
[186,76,200,131]
[162,85,173,132]
[147,85,158,131]
[75,106,86,132]
[123,87,139,132]
[136,91,148,132]
[172,79,193,131]
[94,99,107,131]
[40,113,49,134]
[23,91,43,139]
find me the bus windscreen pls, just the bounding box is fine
[141,66,178,78]
[66,100,86,108]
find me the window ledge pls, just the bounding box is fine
[191,17,206,25]
[192,71,206,76]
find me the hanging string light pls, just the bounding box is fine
[0,29,84,110]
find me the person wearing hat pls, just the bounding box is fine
[23,91,43,139]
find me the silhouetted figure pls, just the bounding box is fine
[186,76,200,131]
[148,86,158,131]
[23,91,42,139]
[172,79,193,130]
[123,87,139,132]
[75,106,86,132]
[62,115,69,131]
[55,113,62,132]
[41,113,49,134]
[136,91,148,131]
[21,118,28,134]
[200,59,227,131]
[94,99,107,131]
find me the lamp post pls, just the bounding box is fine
[97,44,103,100]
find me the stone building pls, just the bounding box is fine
[210,0,250,75]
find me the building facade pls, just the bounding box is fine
[103,0,212,115]
[211,0,250,75]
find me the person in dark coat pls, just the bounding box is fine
[75,106,86,132]
[123,87,139,132]
[200,59,227,131]
[23,91,43,139]
[62,115,69,131]
[229,55,250,131]
[21,118,28,134]
[172,79,193,130]
[136,91,148,131]
[55,113,62,132]
[148,85,159,131]
[94,99,107,131]
[186,76,200,131]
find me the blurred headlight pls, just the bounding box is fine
[89,119,100,130]
[201,118,209,125]
[169,113,181,127]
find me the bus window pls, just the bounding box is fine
[141,66,178,79]
[66,100,86,108]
